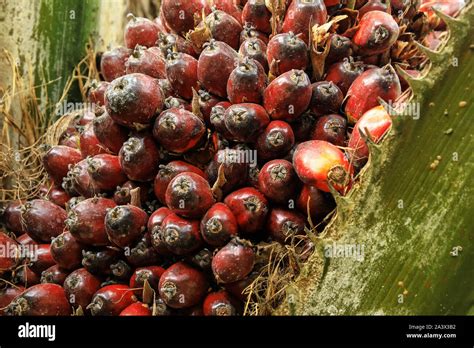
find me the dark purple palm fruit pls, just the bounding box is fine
[256,120,295,162]
[310,81,344,116]
[266,32,309,76]
[227,57,267,104]
[206,148,249,194]
[239,37,269,73]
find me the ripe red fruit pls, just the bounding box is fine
[161,0,210,35]
[224,187,269,235]
[293,140,354,193]
[40,265,69,285]
[125,45,167,79]
[119,133,161,182]
[148,207,172,231]
[164,96,192,111]
[224,103,270,142]
[12,265,40,286]
[203,10,243,50]
[100,46,132,82]
[213,0,243,24]
[43,145,82,185]
[326,34,352,64]
[0,232,20,271]
[0,286,25,316]
[206,149,249,194]
[154,161,206,204]
[325,59,365,95]
[267,32,309,76]
[92,112,129,154]
[120,302,152,316]
[198,40,239,98]
[105,205,148,248]
[282,0,327,44]
[105,73,164,128]
[87,154,128,191]
[59,133,80,149]
[263,70,312,122]
[21,199,67,242]
[348,105,392,167]
[297,185,336,222]
[63,268,101,311]
[240,23,269,45]
[258,159,298,204]
[227,57,267,104]
[310,81,344,116]
[266,208,306,244]
[66,197,116,246]
[88,80,109,106]
[311,114,347,146]
[158,33,197,57]
[223,272,257,301]
[2,200,26,235]
[50,231,84,270]
[165,172,214,219]
[165,52,199,100]
[124,14,160,49]
[358,0,388,18]
[242,0,272,34]
[88,284,136,316]
[239,38,269,72]
[256,120,295,161]
[153,108,206,154]
[212,238,255,283]
[203,290,241,316]
[196,90,221,124]
[28,244,55,274]
[44,186,70,208]
[200,203,238,247]
[81,247,120,275]
[79,123,108,158]
[161,213,202,255]
[353,11,400,56]
[210,105,233,138]
[344,65,401,123]
[129,266,165,295]
[159,261,208,308]
[6,283,71,316]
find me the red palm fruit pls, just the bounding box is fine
[120,302,152,316]
[6,283,71,316]
[161,214,202,255]
[124,14,159,48]
[263,70,312,121]
[242,0,272,34]
[297,185,335,221]
[105,73,163,128]
[224,103,270,142]
[129,266,165,295]
[210,105,233,138]
[41,265,69,285]
[153,161,206,204]
[212,238,255,283]
[2,200,27,235]
[258,159,298,204]
[165,52,199,100]
[239,37,269,72]
[125,45,167,79]
[157,33,197,58]
[157,78,174,99]
[0,286,25,316]
[189,248,213,272]
[282,0,327,44]
[150,226,173,257]
[310,81,344,116]
[100,47,132,82]
[165,172,214,219]
[92,111,129,154]
[311,114,347,146]
[200,203,238,247]
[21,199,67,243]
[87,154,127,192]
[62,159,93,197]
[353,11,399,56]
[45,186,70,208]
[348,105,392,167]
[113,181,149,206]
[88,284,136,316]
[105,205,148,248]
[256,120,295,161]
[16,233,37,246]
[148,207,172,231]
[206,149,249,194]
[267,32,309,76]
[203,290,241,316]
[344,65,401,124]
[63,268,101,311]
[162,0,211,34]
[197,90,221,124]
[66,197,116,246]
[325,59,365,95]
[358,0,388,17]
[239,23,269,45]
[12,265,40,286]
[214,0,243,24]
[0,232,20,271]
[227,57,267,104]
[158,261,209,308]
[65,109,95,135]
[43,145,82,185]
[223,187,269,235]
[326,34,352,64]
[197,40,239,98]
[119,133,161,182]
[223,271,258,301]
[50,231,84,270]
[59,133,80,149]
[204,10,243,50]
[79,123,108,158]
[419,0,465,30]
[153,108,206,154]
[266,208,306,244]
[164,96,192,111]
[126,231,161,266]
[88,80,109,106]
[293,140,353,193]
[81,248,120,275]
